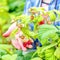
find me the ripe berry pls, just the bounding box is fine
[38,20,45,25]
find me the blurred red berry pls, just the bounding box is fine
[38,20,45,25]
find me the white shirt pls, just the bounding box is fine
[42,0,51,11]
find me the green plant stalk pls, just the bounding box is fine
[0,25,5,44]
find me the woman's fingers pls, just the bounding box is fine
[11,40,21,50]
[3,22,17,37]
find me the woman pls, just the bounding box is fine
[24,0,60,15]
[3,0,60,37]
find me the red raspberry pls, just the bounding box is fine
[23,42,27,47]
[27,40,32,45]
[38,20,45,25]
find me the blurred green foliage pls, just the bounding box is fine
[0,0,26,43]
[8,0,26,15]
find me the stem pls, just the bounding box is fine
[0,25,4,44]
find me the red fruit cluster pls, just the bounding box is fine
[23,40,32,47]
[38,20,45,25]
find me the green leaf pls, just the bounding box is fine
[45,48,55,58]
[0,11,10,25]
[41,43,57,53]
[38,24,58,30]
[38,24,58,45]
[15,50,23,56]
[48,11,56,21]
[0,44,13,54]
[0,49,7,56]
[16,56,24,60]
[24,50,35,60]
[2,54,17,60]
[45,55,57,60]
[31,57,42,60]
[54,47,60,59]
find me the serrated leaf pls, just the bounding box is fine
[54,47,60,59]
[31,57,42,60]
